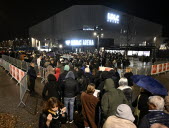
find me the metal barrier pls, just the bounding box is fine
[18,73,28,107]
[2,55,47,83]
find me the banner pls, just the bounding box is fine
[9,64,26,82]
[157,64,163,73]
[15,68,19,81]
[163,63,167,72]
[151,65,157,75]
[167,63,169,71]
[19,69,25,82]
[10,64,13,75]
[12,66,15,78]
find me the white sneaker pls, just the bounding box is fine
[69,120,74,123]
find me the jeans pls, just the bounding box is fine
[64,97,75,120]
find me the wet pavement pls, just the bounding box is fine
[0,60,169,128]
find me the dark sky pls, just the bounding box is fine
[0,0,168,41]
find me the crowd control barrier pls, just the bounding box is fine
[1,57,28,107]
[151,63,169,75]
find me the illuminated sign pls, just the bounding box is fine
[65,40,94,46]
[107,13,120,24]
[83,25,94,31]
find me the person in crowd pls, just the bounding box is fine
[56,60,64,74]
[39,97,67,128]
[62,71,79,123]
[50,59,56,68]
[58,65,70,84]
[108,70,119,88]
[42,74,61,101]
[82,68,93,90]
[124,67,134,87]
[97,71,111,99]
[118,77,132,105]
[164,91,169,113]
[28,62,37,96]
[103,104,136,128]
[37,55,42,68]
[81,83,99,128]
[44,57,51,68]
[150,123,168,128]
[132,88,152,125]
[45,65,55,83]
[139,96,169,128]
[55,68,61,82]
[101,78,128,122]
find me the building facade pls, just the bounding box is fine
[29,5,162,52]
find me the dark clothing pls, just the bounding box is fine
[39,110,67,128]
[132,91,152,123]
[63,72,79,98]
[27,66,37,94]
[139,111,169,128]
[124,72,133,86]
[42,82,61,100]
[58,71,68,84]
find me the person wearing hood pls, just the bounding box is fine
[62,71,79,123]
[58,65,70,84]
[101,78,128,122]
[103,104,136,128]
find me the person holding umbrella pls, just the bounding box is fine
[139,96,169,128]
[131,75,168,125]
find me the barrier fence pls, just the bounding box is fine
[151,63,169,75]
[1,58,28,107]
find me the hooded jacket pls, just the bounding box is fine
[101,78,128,121]
[55,68,61,81]
[63,71,79,98]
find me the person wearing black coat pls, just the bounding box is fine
[42,74,61,101]
[124,67,134,87]
[27,62,37,96]
[139,96,169,128]
[62,71,79,123]
[39,97,67,128]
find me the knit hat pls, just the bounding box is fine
[85,68,90,73]
[64,65,70,71]
[115,104,135,122]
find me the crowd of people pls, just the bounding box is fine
[2,50,169,128]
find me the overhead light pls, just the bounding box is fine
[93,32,97,36]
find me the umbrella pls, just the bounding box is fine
[131,75,168,96]
[131,75,147,83]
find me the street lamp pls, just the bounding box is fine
[93,32,104,52]
[59,44,63,49]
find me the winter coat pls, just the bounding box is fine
[132,91,152,122]
[42,81,61,100]
[124,72,133,86]
[117,86,132,104]
[39,110,67,128]
[63,71,79,98]
[45,65,55,83]
[101,78,128,121]
[139,111,169,128]
[103,116,136,128]
[55,68,60,81]
[28,66,37,80]
[81,92,99,128]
